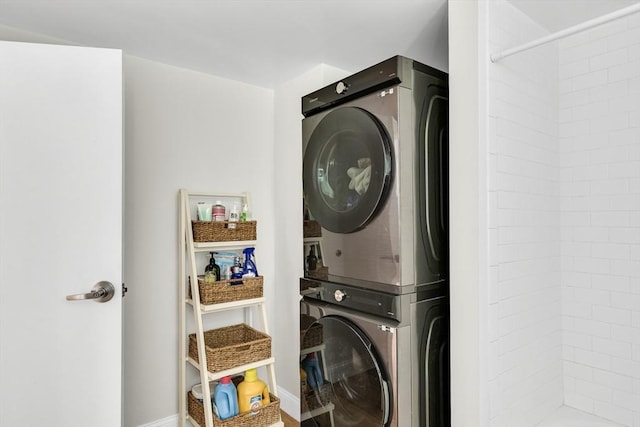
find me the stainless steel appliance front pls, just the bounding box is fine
[302,56,448,292]
[299,279,449,427]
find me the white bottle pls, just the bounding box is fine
[228,204,239,229]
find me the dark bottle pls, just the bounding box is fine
[204,252,221,282]
[307,246,318,271]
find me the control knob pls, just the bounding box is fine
[334,289,346,302]
[335,81,348,95]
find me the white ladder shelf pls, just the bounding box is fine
[178,189,283,427]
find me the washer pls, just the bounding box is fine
[302,55,449,292]
[300,279,449,427]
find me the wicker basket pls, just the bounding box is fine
[303,220,321,238]
[301,383,332,414]
[188,391,280,427]
[300,314,323,349]
[189,324,271,373]
[190,276,263,305]
[192,221,257,242]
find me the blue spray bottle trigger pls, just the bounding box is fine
[242,247,258,277]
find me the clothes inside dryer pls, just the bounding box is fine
[303,106,392,234]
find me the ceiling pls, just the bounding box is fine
[0,1,637,88]
[509,0,640,32]
[0,0,448,88]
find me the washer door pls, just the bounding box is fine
[303,107,392,234]
[301,315,391,426]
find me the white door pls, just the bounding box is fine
[0,41,122,426]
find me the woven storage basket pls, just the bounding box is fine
[190,276,263,305]
[192,221,257,242]
[300,314,323,349]
[301,383,332,414]
[188,324,271,373]
[188,391,280,427]
[303,220,321,238]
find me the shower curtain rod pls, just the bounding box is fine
[490,2,640,62]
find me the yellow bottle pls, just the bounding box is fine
[237,369,270,415]
[300,367,308,394]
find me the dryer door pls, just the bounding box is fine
[303,106,392,234]
[301,315,392,426]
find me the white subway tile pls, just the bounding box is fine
[592,274,632,293]
[612,324,640,344]
[612,389,640,412]
[589,80,629,103]
[575,378,614,402]
[592,336,633,359]
[566,316,612,339]
[609,228,640,244]
[591,211,630,227]
[593,367,635,392]
[609,58,640,83]
[593,305,633,326]
[611,259,640,277]
[612,292,640,311]
[564,391,595,413]
[592,243,630,260]
[608,128,640,147]
[575,348,612,370]
[594,401,635,426]
[590,178,630,195]
[590,48,629,72]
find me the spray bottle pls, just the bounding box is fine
[242,247,258,277]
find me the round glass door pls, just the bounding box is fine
[303,107,392,234]
[301,315,391,426]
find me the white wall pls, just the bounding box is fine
[272,64,349,417]
[558,13,640,426]
[448,1,490,425]
[487,1,563,426]
[122,56,276,426]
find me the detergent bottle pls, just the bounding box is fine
[213,376,239,420]
[237,369,270,415]
[302,353,323,389]
[300,366,309,394]
[242,247,258,277]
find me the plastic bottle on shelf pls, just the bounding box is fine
[213,201,226,222]
[300,367,308,394]
[204,252,220,283]
[191,382,215,406]
[228,204,239,229]
[242,247,258,277]
[302,353,323,389]
[237,369,271,415]
[240,203,249,222]
[214,376,239,420]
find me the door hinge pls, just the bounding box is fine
[122,283,128,298]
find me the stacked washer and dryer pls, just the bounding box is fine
[300,56,449,427]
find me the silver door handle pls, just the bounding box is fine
[66,281,115,303]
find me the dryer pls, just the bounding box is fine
[302,56,449,292]
[299,278,450,427]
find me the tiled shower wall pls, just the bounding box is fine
[489,1,640,426]
[488,2,563,426]
[558,13,640,427]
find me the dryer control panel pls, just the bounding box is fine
[301,277,400,321]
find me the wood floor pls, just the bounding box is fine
[281,410,300,427]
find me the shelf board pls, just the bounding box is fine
[187,415,283,427]
[187,356,276,381]
[300,343,325,356]
[187,297,265,313]
[301,402,335,421]
[193,240,257,252]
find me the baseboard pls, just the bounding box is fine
[277,386,300,422]
[137,413,179,427]
[137,386,300,426]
